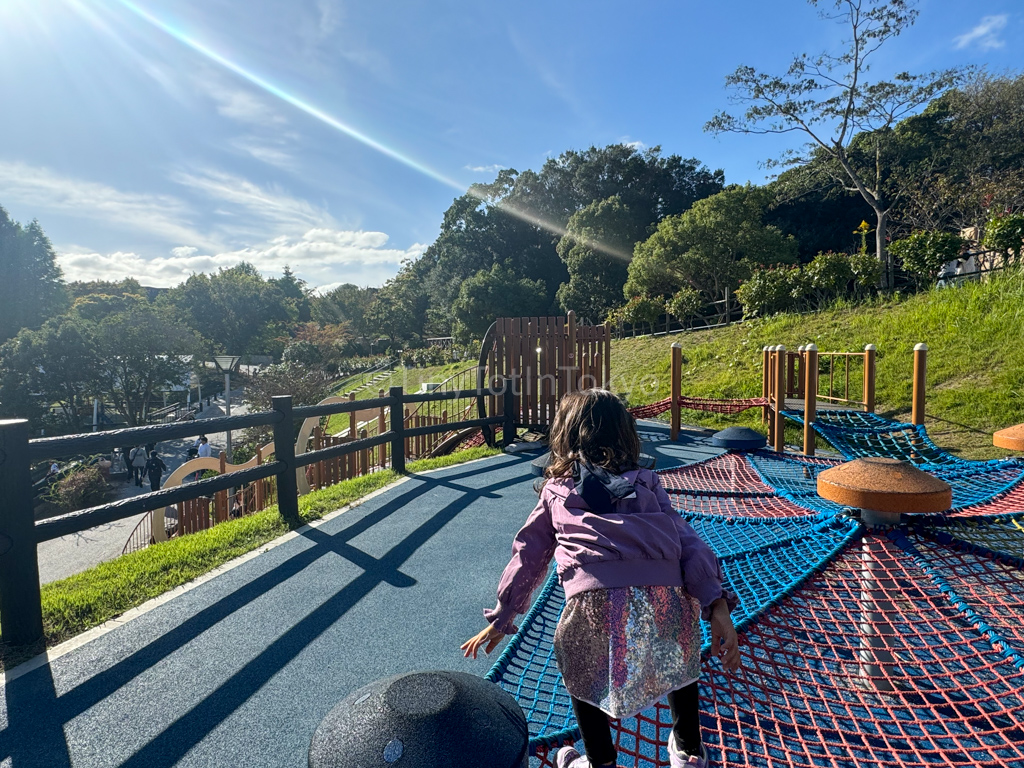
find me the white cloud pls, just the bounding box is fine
[170,168,335,234]
[954,15,1008,51]
[57,230,423,290]
[0,160,220,250]
[464,164,506,175]
[229,136,296,170]
[622,139,646,151]
[195,77,287,127]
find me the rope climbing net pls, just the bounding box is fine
[628,396,769,420]
[485,423,1024,767]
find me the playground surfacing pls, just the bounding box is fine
[0,420,717,768]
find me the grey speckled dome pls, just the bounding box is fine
[308,671,528,768]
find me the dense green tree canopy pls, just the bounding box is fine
[625,186,797,303]
[451,264,548,342]
[0,207,67,343]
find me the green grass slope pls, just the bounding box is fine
[610,269,1024,460]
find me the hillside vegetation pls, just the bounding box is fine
[371,271,1024,460]
[610,270,1024,460]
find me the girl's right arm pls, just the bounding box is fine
[482,491,557,635]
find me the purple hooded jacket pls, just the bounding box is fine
[484,468,735,634]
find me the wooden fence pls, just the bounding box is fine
[0,385,513,646]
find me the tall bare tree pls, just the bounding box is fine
[706,0,965,287]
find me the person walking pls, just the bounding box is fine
[462,389,741,768]
[130,445,148,487]
[145,450,168,492]
[197,436,213,458]
[121,446,134,483]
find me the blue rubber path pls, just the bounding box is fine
[1,421,715,767]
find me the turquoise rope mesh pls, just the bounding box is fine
[483,410,1024,765]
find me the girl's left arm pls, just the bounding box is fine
[482,491,557,635]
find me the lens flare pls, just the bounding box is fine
[98,0,633,262]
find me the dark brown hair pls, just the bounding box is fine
[544,389,641,482]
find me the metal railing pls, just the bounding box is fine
[0,383,515,646]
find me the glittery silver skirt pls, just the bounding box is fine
[553,585,702,719]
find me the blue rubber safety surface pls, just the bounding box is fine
[2,421,718,768]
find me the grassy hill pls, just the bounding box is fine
[345,270,1024,460]
[609,269,1024,460]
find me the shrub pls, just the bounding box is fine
[666,288,703,321]
[46,464,113,513]
[804,251,855,308]
[889,230,965,283]
[620,296,663,332]
[849,251,882,294]
[735,266,805,318]
[983,213,1024,264]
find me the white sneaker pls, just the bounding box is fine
[554,745,592,768]
[667,731,708,768]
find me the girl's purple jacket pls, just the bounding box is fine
[485,468,736,634]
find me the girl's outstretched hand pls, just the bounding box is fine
[461,625,505,659]
[710,600,741,673]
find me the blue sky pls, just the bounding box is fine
[0,0,1021,292]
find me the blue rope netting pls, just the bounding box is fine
[484,409,1024,765]
[485,499,860,749]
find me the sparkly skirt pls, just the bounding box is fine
[553,586,702,720]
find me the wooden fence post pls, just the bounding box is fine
[272,396,300,525]
[389,387,406,474]
[670,343,682,441]
[0,419,44,645]
[774,345,787,453]
[761,346,770,424]
[766,346,776,446]
[912,343,927,426]
[803,344,818,457]
[863,344,876,414]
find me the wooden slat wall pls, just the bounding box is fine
[488,313,608,430]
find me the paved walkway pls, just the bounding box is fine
[37,392,249,584]
[4,421,721,767]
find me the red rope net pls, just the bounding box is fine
[531,533,1024,767]
[657,453,775,495]
[628,396,769,420]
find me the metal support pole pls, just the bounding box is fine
[863,344,876,413]
[912,343,927,426]
[774,345,787,453]
[0,419,44,645]
[225,371,232,463]
[502,377,516,448]
[271,396,300,525]
[670,343,682,441]
[859,532,897,692]
[803,344,818,457]
[389,387,406,474]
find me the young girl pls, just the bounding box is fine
[462,389,741,768]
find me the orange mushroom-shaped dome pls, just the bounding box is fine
[817,457,951,515]
[993,424,1024,452]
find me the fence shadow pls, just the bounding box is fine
[0,455,532,767]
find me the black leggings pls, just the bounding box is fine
[570,682,701,766]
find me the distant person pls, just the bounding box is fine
[130,445,148,487]
[121,446,134,482]
[197,436,213,458]
[145,451,168,492]
[45,461,59,486]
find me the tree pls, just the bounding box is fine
[162,263,293,356]
[555,196,640,322]
[706,0,966,287]
[983,213,1024,265]
[0,207,67,342]
[625,186,797,304]
[412,144,723,334]
[94,306,202,426]
[451,264,548,342]
[311,283,377,341]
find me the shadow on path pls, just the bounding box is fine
[1,455,531,767]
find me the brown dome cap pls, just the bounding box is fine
[993,424,1024,452]
[817,457,951,514]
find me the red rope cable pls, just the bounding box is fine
[628,396,769,419]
